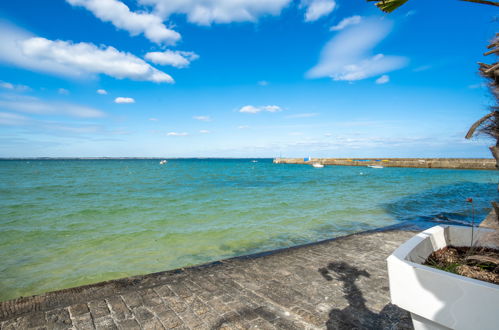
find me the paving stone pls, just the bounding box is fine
[106,296,132,320]
[93,316,117,329]
[132,306,155,324]
[162,296,189,314]
[25,311,46,328]
[71,312,94,330]
[155,310,183,329]
[115,318,140,330]
[46,308,72,329]
[154,285,176,298]
[88,300,110,319]
[140,317,165,330]
[142,289,163,307]
[69,304,90,317]
[121,292,143,309]
[176,308,205,329]
[247,318,275,329]
[1,316,28,330]
[169,283,192,299]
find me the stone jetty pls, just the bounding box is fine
[0,229,416,329]
[273,158,496,170]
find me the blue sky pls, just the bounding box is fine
[0,0,496,158]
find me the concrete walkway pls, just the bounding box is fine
[0,230,416,329]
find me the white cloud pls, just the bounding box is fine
[0,22,173,83]
[0,80,31,92]
[239,105,283,114]
[301,0,336,22]
[0,96,105,118]
[307,18,407,81]
[239,105,260,114]
[258,80,269,86]
[66,0,180,45]
[193,115,211,121]
[375,75,390,84]
[114,97,135,104]
[330,15,362,31]
[58,88,70,95]
[199,130,210,134]
[97,89,108,95]
[262,105,282,112]
[138,0,291,25]
[167,132,188,136]
[149,117,158,121]
[238,125,249,129]
[145,50,199,68]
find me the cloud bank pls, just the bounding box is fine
[375,75,390,84]
[167,132,188,136]
[193,116,211,121]
[307,18,407,82]
[239,105,282,114]
[139,0,291,25]
[145,50,199,68]
[114,97,135,104]
[330,15,362,31]
[138,0,334,25]
[66,0,180,45]
[301,0,336,22]
[0,23,173,83]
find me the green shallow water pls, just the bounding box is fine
[0,159,498,301]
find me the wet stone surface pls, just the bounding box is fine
[0,230,415,329]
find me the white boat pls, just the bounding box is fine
[251,160,258,163]
[367,165,383,168]
[312,163,324,168]
[159,160,167,165]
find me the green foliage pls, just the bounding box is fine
[367,0,409,13]
[426,258,460,274]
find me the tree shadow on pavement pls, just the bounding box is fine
[319,261,413,330]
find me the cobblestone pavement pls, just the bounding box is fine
[0,230,416,329]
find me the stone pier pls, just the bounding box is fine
[273,158,496,170]
[0,230,416,329]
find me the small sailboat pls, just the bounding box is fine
[312,163,324,168]
[159,160,167,165]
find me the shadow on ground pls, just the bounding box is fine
[319,262,413,330]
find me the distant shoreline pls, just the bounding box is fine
[0,157,272,160]
[0,157,495,161]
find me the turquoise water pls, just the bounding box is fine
[1,159,498,301]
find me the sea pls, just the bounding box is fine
[1,158,498,301]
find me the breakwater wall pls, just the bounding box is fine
[273,158,497,170]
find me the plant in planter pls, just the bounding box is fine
[387,225,498,329]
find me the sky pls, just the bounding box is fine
[0,0,497,158]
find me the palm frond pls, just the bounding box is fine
[367,0,409,13]
[461,0,499,7]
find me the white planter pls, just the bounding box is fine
[387,225,499,330]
